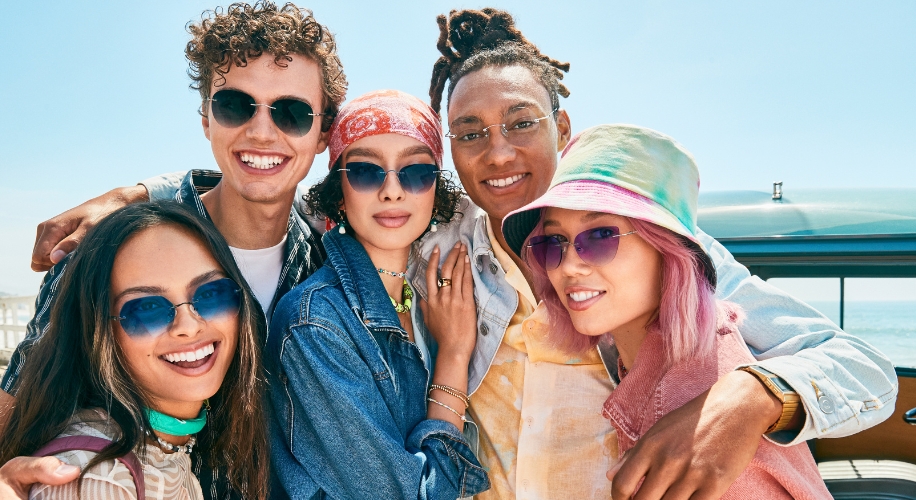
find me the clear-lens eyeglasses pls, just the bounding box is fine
[445,109,558,151]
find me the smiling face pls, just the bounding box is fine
[339,133,437,256]
[203,54,329,206]
[110,225,239,419]
[542,207,663,338]
[447,65,571,224]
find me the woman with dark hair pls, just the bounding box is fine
[0,202,269,499]
[267,90,489,499]
[502,124,831,499]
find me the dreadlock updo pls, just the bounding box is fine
[429,8,570,115]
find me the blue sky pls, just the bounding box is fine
[0,0,914,294]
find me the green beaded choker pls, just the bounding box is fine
[145,407,207,436]
[389,279,413,314]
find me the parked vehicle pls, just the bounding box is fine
[698,186,916,499]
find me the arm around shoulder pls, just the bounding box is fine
[699,229,897,443]
[140,171,186,201]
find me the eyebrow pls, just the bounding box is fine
[448,100,543,129]
[113,269,225,302]
[219,87,314,106]
[346,145,436,163]
[542,211,614,230]
[344,147,384,161]
[399,145,435,161]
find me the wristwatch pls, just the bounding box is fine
[738,365,801,434]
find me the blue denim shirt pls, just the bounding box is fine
[266,228,490,500]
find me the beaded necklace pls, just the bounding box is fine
[147,430,197,454]
[377,267,407,278]
[378,269,412,313]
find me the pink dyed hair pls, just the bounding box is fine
[527,216,718,366]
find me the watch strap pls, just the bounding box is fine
[739,366,800,434]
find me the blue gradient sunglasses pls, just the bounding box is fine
[341,162,441,194]
[110,278,241,337]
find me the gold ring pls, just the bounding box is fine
[437,278,452,288]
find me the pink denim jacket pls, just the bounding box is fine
[602,303,831,499]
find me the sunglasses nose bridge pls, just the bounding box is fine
[167,301,206,336]
[244,104,282,141]
[378,169,407,199]
[557,241,593,272]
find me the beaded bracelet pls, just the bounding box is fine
[428,397,468,423]
[429,384,470,408]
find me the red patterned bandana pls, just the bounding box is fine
[328,90,443,169]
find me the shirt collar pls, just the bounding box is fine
[484,216,538,310]
[174,170,324,318]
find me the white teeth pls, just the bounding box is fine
[163,343,215,364]
[240,153,285,170]
[569,291,601,302]
[485,174,525,188]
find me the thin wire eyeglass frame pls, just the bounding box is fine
[444,108,559,142]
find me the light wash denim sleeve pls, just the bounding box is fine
[699,229,898,445]
[271,320,489,500]
[139,171,186,201]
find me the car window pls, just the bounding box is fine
[768,277,916,368]
[768,278,841,325]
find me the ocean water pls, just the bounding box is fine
[809,301,916,368]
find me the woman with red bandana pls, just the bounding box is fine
[265,90,490,500]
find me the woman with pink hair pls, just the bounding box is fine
[501,124,832,499]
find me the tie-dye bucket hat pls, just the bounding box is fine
[501,124,716,287]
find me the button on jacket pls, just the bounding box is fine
[267,228,489,500]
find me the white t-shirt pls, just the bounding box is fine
[229,235,287,312]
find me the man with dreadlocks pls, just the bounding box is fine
[417,7,895,500]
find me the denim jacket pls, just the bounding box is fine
[266,228,490,500]
[409,197,898,446]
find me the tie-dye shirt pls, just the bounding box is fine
[468,220,619,500]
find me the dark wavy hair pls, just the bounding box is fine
[429,8,570,115]
[186,1,348,131]
[304,159,464,236]
[0,202,269,499]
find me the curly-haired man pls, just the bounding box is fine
[0,3,346,499]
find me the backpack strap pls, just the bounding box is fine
[34,436,146,499]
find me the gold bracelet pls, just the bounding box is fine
[427,397,468,423]
[429,384,470,408]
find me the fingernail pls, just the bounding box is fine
[55,464,79,475]
[454,242,460,248]
[465,255,470,262]
[50,250,67,263]
[432,245,439,253]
